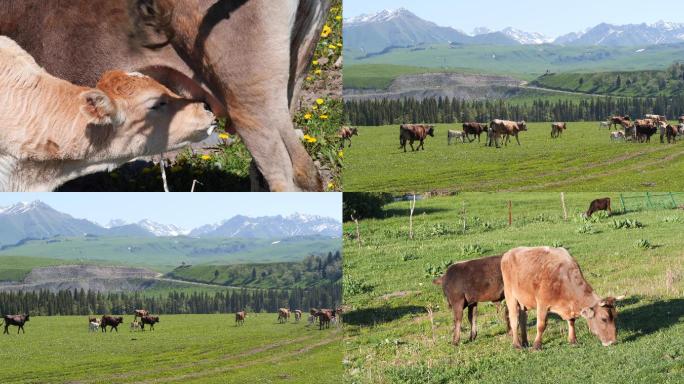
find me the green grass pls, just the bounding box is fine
[342,121,684,192]
[342,193,684,383]
[343,64,485,89]
[0,256,82,282]
[0,313,341,383]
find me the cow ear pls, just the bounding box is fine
[580,307,595,319]
[80,90,122,126]
[615,295,626,301]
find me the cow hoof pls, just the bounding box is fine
[521,341,529,348]
[513,343,523,350]
[533,343,542,351]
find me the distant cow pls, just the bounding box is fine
[339,127,358,148]
[551,122,567,138]
[679,116,684,124]
[447,130,466,145]
[315,310,332,330]
[586,198,611,217]
[502,247,622,349]
[294,310,302,322]
[236,311,246,326]
[610,115,631,129]
[462,122,488,142]
[100,316,124,333]
[140,316,159,331]
[278,308,290,323]
[610,131,625,142]
[2,314,30,334]
[89,320,100,333]
[599,121,611,130]
[489,119,528,148]
[130,320,141,332]
[666,124,678,144]
[645,114,667,122]
[134,309,149,319]
[399,124,435,152]
[635,119,657,143]
[307,308,318,325]
[433,255,509,345]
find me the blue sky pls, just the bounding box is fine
[0,193,342,228]
[344,0,684,37]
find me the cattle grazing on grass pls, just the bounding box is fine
[610,116,631,129]
[236,311,246,326]
[339,127,358,148]
[586,198,611,217]
[315,310,332,330]
[501,247,623,350]
[399,124,435,152]
[307,308,318,325]
[447,130,466,145]
[635,119,657,143]
[130,320,141,332]
[433,255,509,345]
[488,120,527,148]
[100,316,124,333]
[140,316,159,331]
[462,122,488,142]
[666,124,679,144]
[551,122,567,138]
[294,310,302,322]
[89,320,100,333]
[0,37,218,192]
[2,314,30,334]
[134,309,149,319]
[610,131,625,142]
[278,308,290,323]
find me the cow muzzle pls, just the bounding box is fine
[207,121,218,136]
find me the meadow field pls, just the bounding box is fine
[0,313,341,383]
[342,122,684,192]
[342,193,684,383]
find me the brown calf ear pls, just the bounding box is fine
[80,90,122,126]
[580,307,595,319]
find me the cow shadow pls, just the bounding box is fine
[344,305,426,327]
[618,297,684,342]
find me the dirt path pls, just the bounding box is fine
[153,274,242,289]
[519,83,607,97]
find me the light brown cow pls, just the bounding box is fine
[501,247,622,350]
[679,116,684,124]
[551,122,567,138]
[235,311,246,326]
[399,124,435,152]
[433,255,510,345]
[134,309,150,319]
[294,309,302,322]
[277,308,290,323]
[339,127,358,149]
[645,114,667,122]
[0,0,330,192]
[488,119,527,148]
[0,37,216,192]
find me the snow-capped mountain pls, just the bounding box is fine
[189,214,341,238]
[554,21,684,46]
[499,27,553,45]
[136,219,189,237]
[345,8,414,25]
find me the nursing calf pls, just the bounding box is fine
[0,36,216,191]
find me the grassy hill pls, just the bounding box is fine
[0,236,341,271]
[343,193,684,383]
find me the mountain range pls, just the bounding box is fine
[0,201,341,247]
[345,8,684,56]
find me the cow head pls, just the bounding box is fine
[580,296,623,346]
[83,70,216,158]
[351,127,359,136]
[517,121,528,131]
[427,126,435,137]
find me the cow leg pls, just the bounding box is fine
[409,140,415,152]
[519,308,529,348]
[20,325,25,334]
[3,325,7,334]
[451,298,465,345]
[468,304,478,341]
[506,299,522,348]
[567,319,577,345]
[533,306,548,350]
[515,133,521,146]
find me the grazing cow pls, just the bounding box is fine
[645,114,667,122]
[2,314,30,334]
[635,119,657,143]
[235,311,246,326]
[488,119,527,148]
[502,247,622,349]
[315,310,332,330]
[339,127,358,148]
[679,116,684,124]
[278,308,290,323]
[134,310,149,319]
[294,310,302,322]
[610,131,625,142]
[599,121,611,130]
[447,130,466,145]
[610,116,631,129]
[0,37,217,192]
[140,316,159,331]
[100,316,124,333]
[551,122,567,138]
[0,0,331,192]
[433,255,509,345]
[586,198,611,217]
[130,320,141,332]
[462,122,488,142]
[679,124,684,136]
[399,124,435,152]
[666,124,679,144]
[89,320,100,333]
[307,308,318,325]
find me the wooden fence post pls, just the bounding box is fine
[409,194,416,239]
[560,192,568,221]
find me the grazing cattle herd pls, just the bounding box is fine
[603,115,683,144]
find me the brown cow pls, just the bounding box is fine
[399,124,435,152]
[134,309,149,319]
[100,316,124,333]
[0,0,331,192]
[433,255,509,345]
[501,247,622,350]
[551,122,567,138]
[666,124,679,144]
[294,310,303,322]
[489,119,527,148]
[235,311,246,326]
[339,127,359,149]
[462,122,488,143]
[2,314,30,334]
[278,308,290,323]
[140,315,159,331]
[586,198,611,217]
[635,119,657,143]
[315,310,332,330]
[610,115,631,130]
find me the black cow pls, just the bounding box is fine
[140,315,159,331]
[100,316,124,333]
[586,198,611,217]
[2,314,29,334]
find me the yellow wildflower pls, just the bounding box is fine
[338,150,344,158]
[315,69,322,75]
[327,182,335,190]
[335,15,342,21]
[201,154,211,161]
[337,43,343,47]
[218,133,230,140]
[321,25,332,37]
[306,76,313,81]
[312,60,319,66]
[312,106,318,110]
[316,98,324,105]
[304,113,312,120]
[320,114,329,120]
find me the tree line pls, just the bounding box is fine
[345,95,684,126]
[0,284,341,316]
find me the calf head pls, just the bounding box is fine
[517,121,528,131]
[427,126,435,137]
[351,127,359,136]
[83,70,216,159]
[580,296,623,346]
